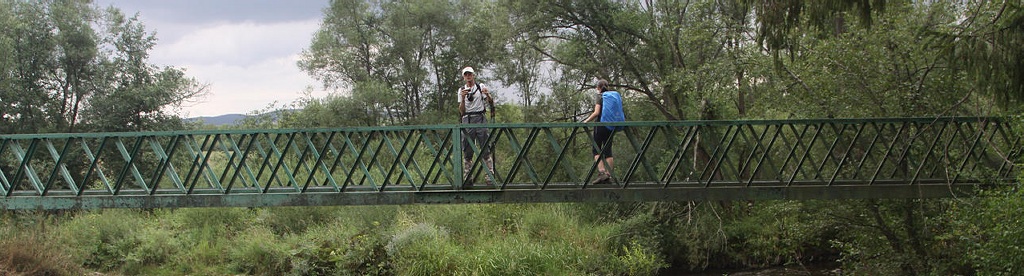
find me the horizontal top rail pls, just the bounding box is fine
[0,117,1002,139]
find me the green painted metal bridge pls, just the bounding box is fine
[0,117,1018,210]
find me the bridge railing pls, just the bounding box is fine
[0,117,1018,209]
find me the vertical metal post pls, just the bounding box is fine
[453,125,463,189]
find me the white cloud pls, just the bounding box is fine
[154,19,319,66]
[178,54,328,117]
[153,19,328,117]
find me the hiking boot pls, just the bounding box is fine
[591,173,611,185]
[484,156,496,186]
[461,178,474,189]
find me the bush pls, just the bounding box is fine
[229,225,292,275]
[606,213,663,256]
[288,220,391,275]
[121,225,181,274]
[387,222,464,275]
[165,207,253,273]
[603,213,669,275]
[949,187,1024,275]
[468,237,578,275]
[416,205,490,241]
[518,205,575,241]
[616,240,669,276]
[257,206,340,235]
[0,224,83,276]
[169,207,252,234]
[56,209,146,271]
[170,223,233,274]
[724,201,837,267]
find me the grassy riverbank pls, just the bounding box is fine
[3,194,1023,275]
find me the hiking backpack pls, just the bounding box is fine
[600,91,625,130]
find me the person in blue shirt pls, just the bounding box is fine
[583,79,625,184]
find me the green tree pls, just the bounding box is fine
[301,0,512,125]
[82,8,205,132]
[0,0,206,191]
[948,186,1024,275]
[503,0,766,121]
[929,0,1024,111]
[50,0,98,132]
[0,0,205,134]
[1,0,58,134]
[753,2,985,118]
[281,81,400,128]
[747,0,1023,110]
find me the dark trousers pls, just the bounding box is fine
[461,114,490,160]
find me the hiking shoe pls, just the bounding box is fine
[462,178,474,189]
[484,171,496,186]
[590,173,611,185]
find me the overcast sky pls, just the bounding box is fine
[93,0,332,117]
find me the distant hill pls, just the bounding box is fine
[186,114,247,126]
[185,109,296,126]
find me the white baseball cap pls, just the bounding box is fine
[461,66,475,75]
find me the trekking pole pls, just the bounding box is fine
[489,110,498,186]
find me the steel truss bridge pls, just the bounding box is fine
[0,117,1018,210]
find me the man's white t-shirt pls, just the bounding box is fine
[458,83,489,114]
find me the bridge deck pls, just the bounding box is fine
[0,117,1018,209]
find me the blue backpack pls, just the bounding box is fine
[600,91,625,130]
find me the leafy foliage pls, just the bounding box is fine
[949,188,1024,275]
[0,0,206,134]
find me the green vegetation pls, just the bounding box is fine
[2,0,1022,274]
[0,192,1019,275]
[0,205,686,275]
[0,0,205,134]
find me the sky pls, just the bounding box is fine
[93,0,333,117]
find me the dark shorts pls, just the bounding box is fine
[592,126,615,157]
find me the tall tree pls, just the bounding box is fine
[505,0,754,121]
[1,0,58,134]
[81,8,205,132]
[0,1,205,134]
[930,0,1023,110]
[301,0,509,124]
[50,0,98,132]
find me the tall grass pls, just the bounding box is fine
[4,203,741,275]
[0,215,83,276]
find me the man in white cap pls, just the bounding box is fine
[458,66,495,187]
